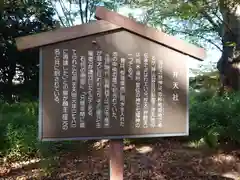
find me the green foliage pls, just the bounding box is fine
[0,0,57,102]
[1,90,240,161]
[128,0,222,50]
[189,92,240,148]
[130,89,240,149]
[190,71,220,91]
[0,102,93,162]
[52,0,125,26]
[225,41,237,47]
[0,102,38,160]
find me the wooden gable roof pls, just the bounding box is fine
[15,20,120,51]
[15,6,206,61]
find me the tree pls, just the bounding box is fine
[128,0,240,92]
[51,0,125,26]
[0,0,57,102]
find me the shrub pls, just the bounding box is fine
[0,102,38,160]
[1,90,240,160]
[189,91,240,148]
[0,102,91,161]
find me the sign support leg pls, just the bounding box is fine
[109,139,124,180]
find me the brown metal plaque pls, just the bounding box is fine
[39,30,189,141]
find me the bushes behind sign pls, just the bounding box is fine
[189,91,240,148]
[0,102,88,162]
[0,102,38,160]
[0,91,240,160]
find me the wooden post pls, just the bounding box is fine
[109,139,124,180]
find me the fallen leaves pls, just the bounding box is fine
[1,140,240,180]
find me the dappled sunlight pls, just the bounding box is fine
[93,139,109,150]
[211,154,237,164]
[0,157,43,178]
[1,140,240,179]
[187,138,206,148]
[124,141,240,179]
[221,171,240,179]
[10,158,41,169]
[136,146,153,154]
[124,144,135,151]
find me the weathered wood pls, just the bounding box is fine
[95,6,206,61]
[39,30,189,140]
[109,139,124,180]
[15,20,121,51]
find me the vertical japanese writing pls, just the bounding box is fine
[88,51,94,117]
[143,53,149,128]
[157,60,163,128]
[127,54,134,80]
[53,49,60,104]
[79,55,86,128]
[104,54,110,128]
[80,56,86,89]
[135,52,141,128]
[96,51,102,128]
[150,56,156,128]
[79,94,85,128]
[71,49,77,128]
[172,72,179,101]
[119,58,125,127]
[62,49,69,131]
[112,52,118,122]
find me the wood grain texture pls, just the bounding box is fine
[95,6,206,61]
[15,20,121,51]
[109,140,124,180]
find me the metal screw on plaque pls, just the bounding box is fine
[92,40,100,50]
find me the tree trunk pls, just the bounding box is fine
[217,1,240,92]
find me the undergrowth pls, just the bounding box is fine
[0,91,240,161]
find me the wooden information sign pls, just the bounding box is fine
[15,6,205,180]
[38,30,191,140]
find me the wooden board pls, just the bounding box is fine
[15,20,121,51]
[39,30,189,140]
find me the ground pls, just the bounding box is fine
[0,139,240,180]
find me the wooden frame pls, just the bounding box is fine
[15,20,121,51]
